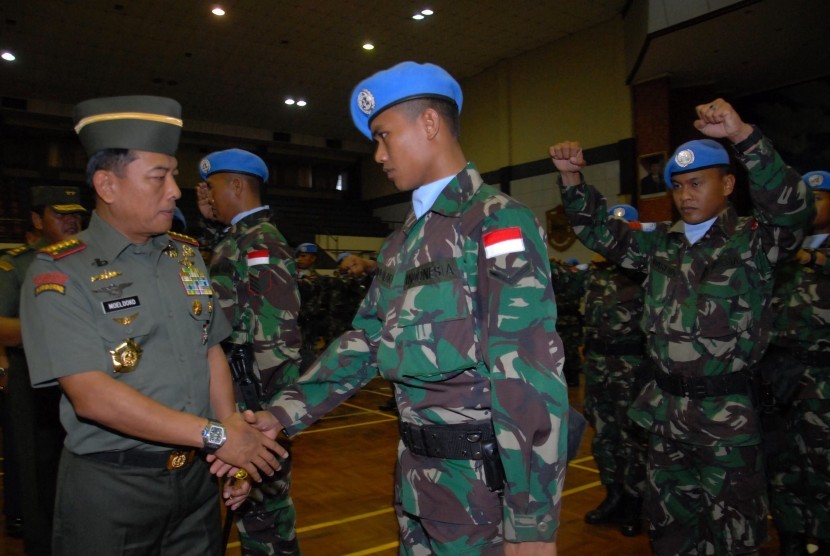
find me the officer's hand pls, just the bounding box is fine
[505,540,557,556]
[222,471,253,511]
[196,182,215,221]
[549,141,586,186]
[216,412,287,482]
[693,99,754,145]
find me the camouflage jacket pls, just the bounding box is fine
[770,234,830,397]
[560,135,814,446]
[268,164,568,542]
[583,262,645,344]
[210,208,301,390]
[548,259,586,329]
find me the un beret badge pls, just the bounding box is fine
[808,174,824,188]
[357,89,375,115]
[199,158,211,176]
[675,149,695,168]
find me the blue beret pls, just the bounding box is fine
[199,148,268,181]
[296,243,318,255]
[803,170,830,192]
[350,61,463,140]
[608,204,639,222]
[664,139,730,188]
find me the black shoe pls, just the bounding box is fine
[378,398,397,412]
[619,496,643,536]
[5,517,23,538]
[778,532,806,556]
[585,484,625,524]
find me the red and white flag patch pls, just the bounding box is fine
[483,227,525,259]
[247,250,269,267]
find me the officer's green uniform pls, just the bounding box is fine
[560,133,814,555]
[210,206,301,556]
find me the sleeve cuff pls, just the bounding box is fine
[503,506,559,543]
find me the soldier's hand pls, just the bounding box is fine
[196,182,215,221]
[693,98,754,145]
[215,412,287,482]
[549,141,586,186]
[222,471,253,511]
[243,409,284,440]
[505,540,557,556]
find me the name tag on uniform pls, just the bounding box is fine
[102,296,141,314]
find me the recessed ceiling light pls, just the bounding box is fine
[296,100,307,107]
[412,14,424,20]
[362,43,374,50]
[285,99,296,105]
[1,51,15,61]
[421,9,434,15]
[212,7,225,16]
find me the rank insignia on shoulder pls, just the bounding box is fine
[39,239,86,260]
[5,245,30,257]
[0,260,13,272]
[168,231,200,247]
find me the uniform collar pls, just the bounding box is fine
[87,211,167,261]
[230,206,270,234]
[231,205,269,226]
[667,204,737,240]
[401,162,482,232]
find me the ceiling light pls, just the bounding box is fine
[212,7,225,16]
[412,14,424,20]
[296,100,307,107]
[421,9,434,15]
[285,99,295,105]
[1,51,15,61]
[362,43,374,50]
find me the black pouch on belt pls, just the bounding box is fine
[481,440,505,492]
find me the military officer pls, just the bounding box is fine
[550,99,814,555]
[0,186,86,555]
[19,96,285,556]
[199,148,302,555]
[764,170,830,556]
[237,62,569,555]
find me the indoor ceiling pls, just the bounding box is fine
[0,0,828,145]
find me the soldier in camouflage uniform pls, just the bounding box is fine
[548,257,586,387]
[241,62,569,555]
[580,205,651,537]
[764,170,830,556]
[551,98,814,555]
[198,148,301,556]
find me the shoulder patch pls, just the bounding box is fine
[5,245,30,257]
[39,238,86,260]
[168,231,200,247]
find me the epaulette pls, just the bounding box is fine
[168,231,200,247]
[38,238,86,260]
[4,245,30,257]
[0,260,13,272]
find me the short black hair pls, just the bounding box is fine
[85,149,138,186]
[400,97,461,139]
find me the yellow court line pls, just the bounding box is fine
[568,463,600,474]
[563,479,603,496]
[298,418,397,435]
[568,455,595,465]
[342,541,400,556]
[341,401,400,419]
[297,507,393,533]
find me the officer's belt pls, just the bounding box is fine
[83,448,197,471]
[654,370,752,400]
[399,421,494,460]
[584,337,645,356]
[792,349,829,367]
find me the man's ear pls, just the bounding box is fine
[231,176,244,197]
[723,173,736,196]
[93,169,117,204]
[422,107,440,140]
[31,211,44,232]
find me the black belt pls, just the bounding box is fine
[84,448,198,470]
[654,370,752,400]
[399,421,494,460]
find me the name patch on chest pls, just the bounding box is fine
[375,264,394,288]
[102,296,141,314]
[404,258,459,289]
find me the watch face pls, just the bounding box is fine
[205,423,226,448]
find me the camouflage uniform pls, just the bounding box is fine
[549,259,586,386]
[268,164,568,554]
[766,234,830,547]
[210,208,301,556]
[582,261,649,499]
[560,134,813,555]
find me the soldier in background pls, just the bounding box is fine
[0,186,85,555]
[198,148,302,555]
[240,61,569,555]
[549,257,586,387]
[580,204,650,538]
[551,99,813,555]
[764,170,830,556]
[295,243,320,281]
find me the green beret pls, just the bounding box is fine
[73,95,182,156]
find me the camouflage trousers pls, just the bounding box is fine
[646,435,767,556]
[767,398,830,540]
[583,352,648,496]
[235,455,299,556]
[396,505,503,556]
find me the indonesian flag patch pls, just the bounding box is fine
[483,227,525,259]
[246,250,269,267]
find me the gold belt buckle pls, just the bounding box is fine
[166,449,194,470]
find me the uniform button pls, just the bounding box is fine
[537,522,548,532]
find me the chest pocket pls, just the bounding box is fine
[95,309,155,385]
[697,256,754,338]
[391,258,476,380]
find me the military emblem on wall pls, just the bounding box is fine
[546,205,576,251]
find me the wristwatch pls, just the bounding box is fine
[201,419,227,453]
